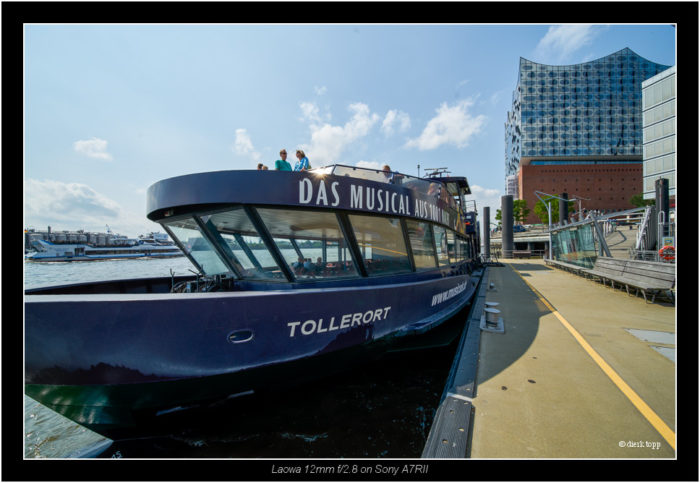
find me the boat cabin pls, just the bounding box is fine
[147,165,478,288]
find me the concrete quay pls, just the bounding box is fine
[468,259,675,458]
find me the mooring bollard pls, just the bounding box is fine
[484,307,501,326]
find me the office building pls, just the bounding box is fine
[641,65,676,200]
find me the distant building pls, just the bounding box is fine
[505,174,519,199]
[505,48,671,223]
[641,65,676,200]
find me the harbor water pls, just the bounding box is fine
[24,256,465,458]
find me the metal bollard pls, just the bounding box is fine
[484,308,501,325]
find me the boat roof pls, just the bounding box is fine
[147,164,472,229]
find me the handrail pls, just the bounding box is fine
[635,205,652,251]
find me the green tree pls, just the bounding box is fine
[494,200,530,226]
[513,200,530,224]
[533,197,575,224]
[630,193,655,207]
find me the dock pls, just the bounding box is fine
[424,259,675,458]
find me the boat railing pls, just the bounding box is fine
[310,164,439,193]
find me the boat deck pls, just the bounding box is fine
[425,259,676,459]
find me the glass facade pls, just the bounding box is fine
[642,66,676,199]
[505,48,671,180]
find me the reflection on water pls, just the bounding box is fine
[24,396,111,458]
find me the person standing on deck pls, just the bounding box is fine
[294,150,310,172]
[275,149,292,171]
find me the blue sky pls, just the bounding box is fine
[24,24,675,236]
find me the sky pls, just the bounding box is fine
[24,24,676,237]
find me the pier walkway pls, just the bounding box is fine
[468,259,675,458]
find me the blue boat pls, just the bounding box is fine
[24,165,482,436]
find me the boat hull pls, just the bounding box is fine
[25,273,478,434]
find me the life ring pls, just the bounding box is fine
[658,245,675,261]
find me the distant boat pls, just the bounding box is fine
[25,165,481,436]
[25,232,183,262]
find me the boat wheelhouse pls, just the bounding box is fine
[25,165,482,435]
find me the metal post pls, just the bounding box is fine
[547,201,552,260]
[483,206,491,260]
[501,195,514,258]
[559,192,568,226]
[655,178,669,242]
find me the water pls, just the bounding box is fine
[24,256,196,289]
[24,248,339,289]
[24,256,463,458]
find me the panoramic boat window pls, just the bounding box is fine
[405,220,438,270]
[348,214,411,276]
[433,225,450,266]
[256,208,359,280]
[163,217,231,275]
[199,208,283,280]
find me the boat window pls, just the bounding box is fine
[446,230,457,263]
[348,214,412,276]
[405,220,438,270]
[457,236,469,261]
[199,209,284,281]
[256,208,359,280]
[433,225,450,266]
[163,217,231,275]
[453,233,462,261]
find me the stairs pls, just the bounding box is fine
[604,226,639,259]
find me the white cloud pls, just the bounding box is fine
[381,109,411,136]
[534,25,601,63]
[314,85,327,96]
[299,101,323,124]
[301,102,380,165]
[25,179,159,235]
[73,137,113,160]
[490,90,505,106]
[405,99,486,151]
[464,184,503,222]
[233,128,261,162]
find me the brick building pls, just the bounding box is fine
[518,162,642,224]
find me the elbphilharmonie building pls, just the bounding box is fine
[505,48,671,222]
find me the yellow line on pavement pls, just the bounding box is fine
[512,268,676,450]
